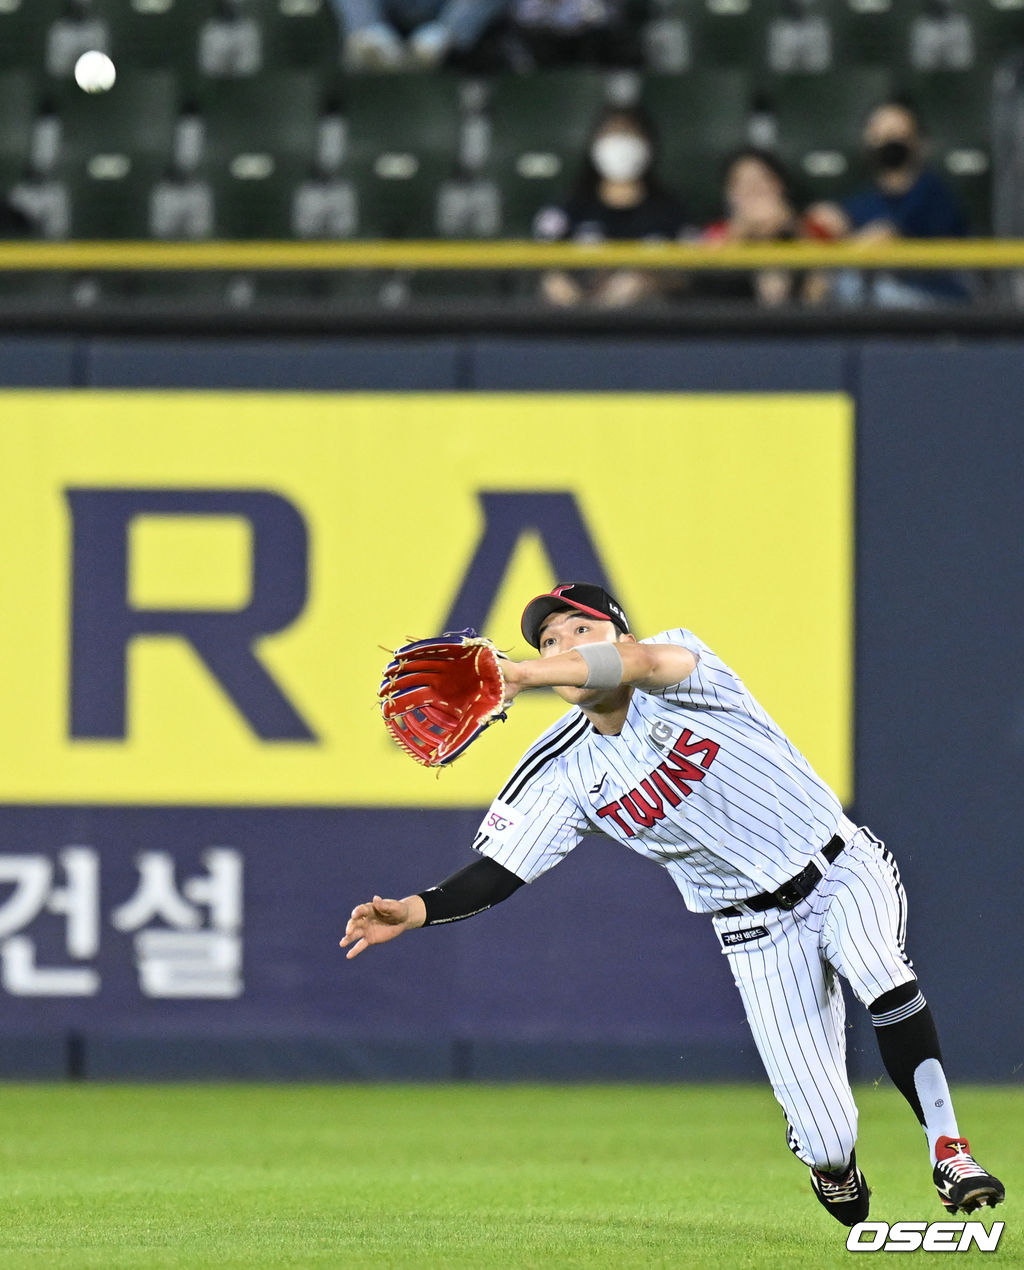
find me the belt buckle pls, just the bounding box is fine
[774,879,804,911]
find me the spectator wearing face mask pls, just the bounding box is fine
[700,147,830,306]
[532,107,690,308]
[809,99,971,307]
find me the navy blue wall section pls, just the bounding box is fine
[469,337,851,391]
[0,336,78,387]
[854,342,1024,1082]
[84,337,467,390]
[0,807,758,1081]
[0,335,1019,1082]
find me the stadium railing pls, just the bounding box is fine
[1,238,1023,335]
[4,237,1024,270]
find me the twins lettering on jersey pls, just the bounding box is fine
[595,727,720,838]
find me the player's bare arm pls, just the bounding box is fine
[501,613,697,702]
[340,894,426,960]
[342,858,525,958]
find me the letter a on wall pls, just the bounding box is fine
[442,492,617,633]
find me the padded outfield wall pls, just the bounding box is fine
[0,335,1019,1084]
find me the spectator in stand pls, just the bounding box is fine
[503,0,642,71]
[699,147,830,305]
[533,106,690,308]
[810,99,972,307]
[330,0,508,69]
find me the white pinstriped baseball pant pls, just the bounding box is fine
[712,823,917,1171]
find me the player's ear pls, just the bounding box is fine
[617,633,637,645]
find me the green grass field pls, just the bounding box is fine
[0,1082,1016,1269]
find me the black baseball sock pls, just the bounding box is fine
[870,980,959,1161]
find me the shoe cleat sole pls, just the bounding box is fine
[945,1186,1003,1215]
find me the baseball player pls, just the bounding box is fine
[343,583,1005,1225]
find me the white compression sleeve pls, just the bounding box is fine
[577,642,623,690]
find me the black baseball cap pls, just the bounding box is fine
[520,583,630,649]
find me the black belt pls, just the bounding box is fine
[717,835,845,917]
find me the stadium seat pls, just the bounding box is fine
[646,0,904,74]
[342,156,450,238]
[641,0,693,73]
[641,70,753,223]
[149,174,216,238]
[50,70,178,236]
[958,0,1024,69]
[192,71,320,235]
[6,175,72,238]
[829,0,907,69]
[484,71,608,236]
[54,68,178,166]
[99,0,205,82]
[104,0,342,81]
[197,0,265,78]
[344,73,462,236]
[0,0,65,70]
[262,0,340,72]
[204,167,302,236]
[195,70,321,161]
[681,0,770,68]
[344,72,461,165]
[291,175,358,238]
[45,2,113,79]
[901,68,995,230]
[67,167,163,237]
[764,67,894,202]
[435,178,501,237]
[0,71,38,188]
[764,1,834,75]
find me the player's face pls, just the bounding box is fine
[538,609,627,705]
[538,609,617,655]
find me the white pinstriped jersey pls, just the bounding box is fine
[473,628,843,914]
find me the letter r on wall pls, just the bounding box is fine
[67,488,317,741]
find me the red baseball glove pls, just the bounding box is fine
[378,630,509,767]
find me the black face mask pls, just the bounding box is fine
[869,140,913,171]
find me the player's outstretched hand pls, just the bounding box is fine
[340,894,425,960]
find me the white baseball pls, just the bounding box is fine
[74,51,117,94]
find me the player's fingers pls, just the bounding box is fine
[345,938,368,960]
[371,896,402,922]
[342,906,374,939]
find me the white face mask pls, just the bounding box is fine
[590,133,651,183]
